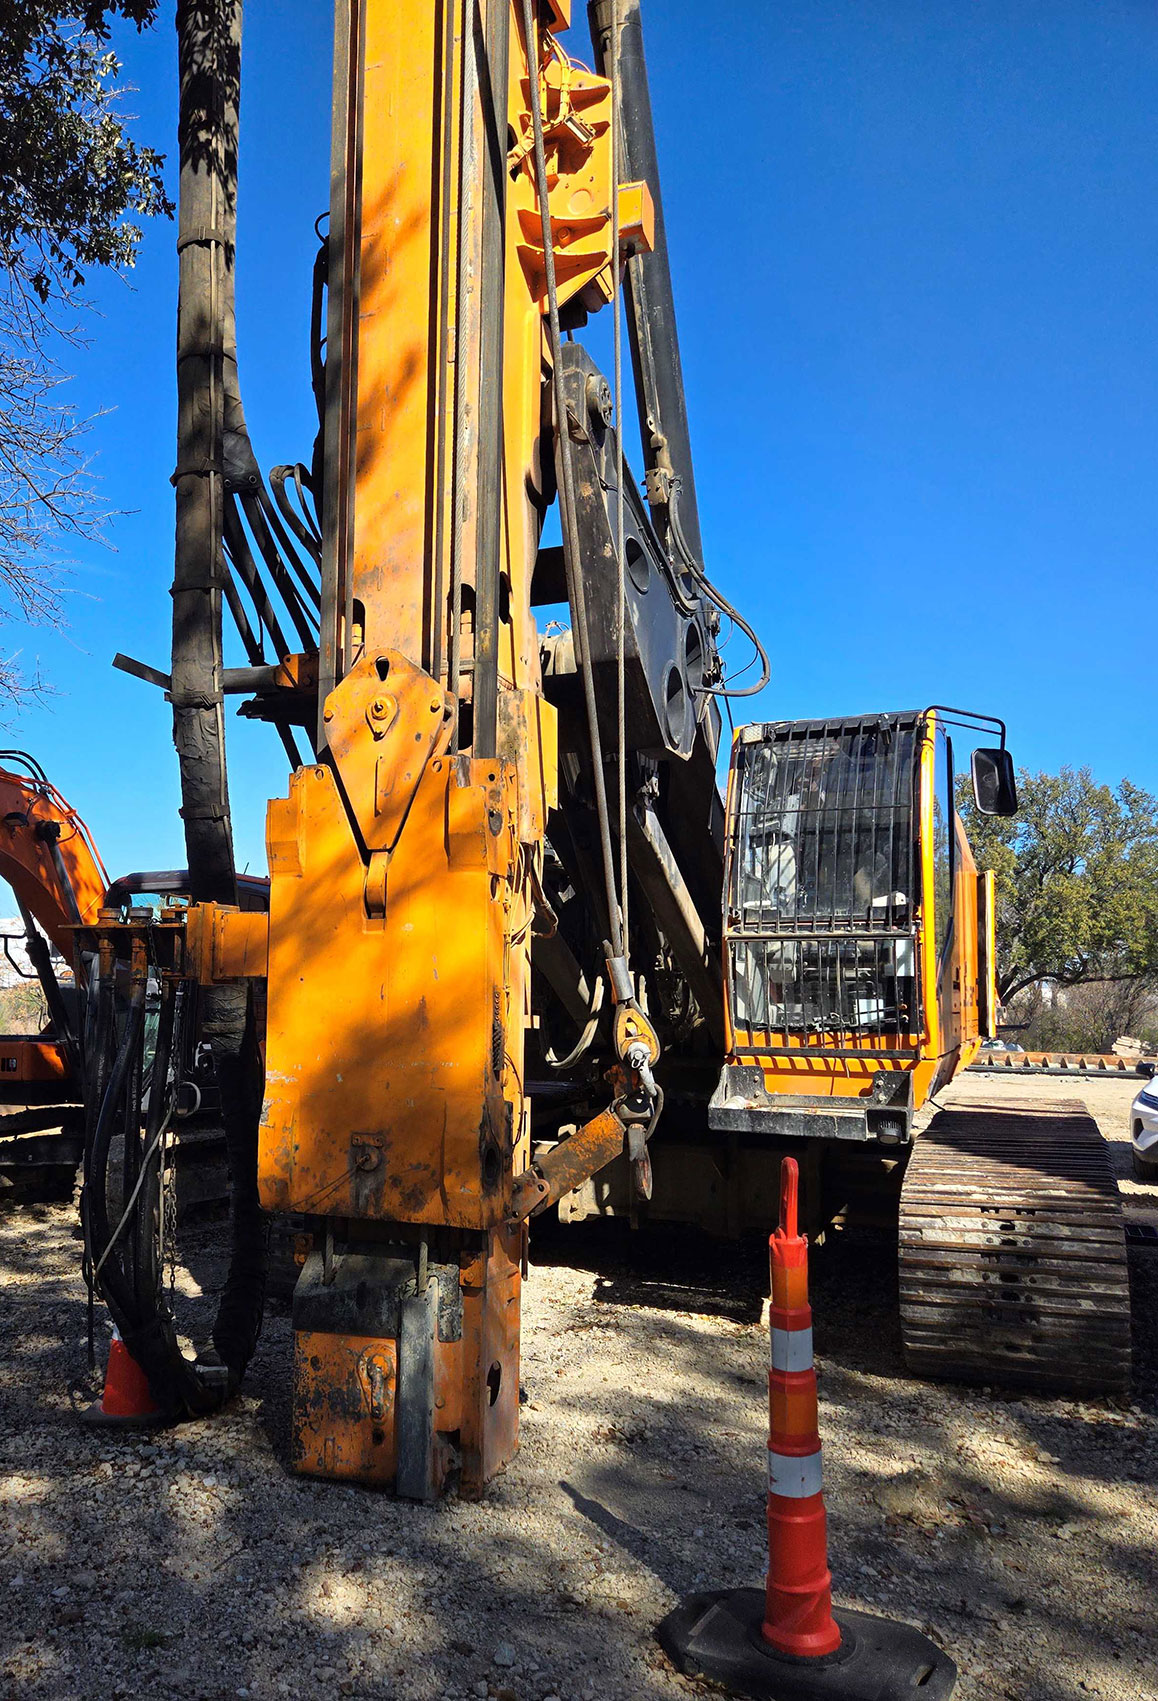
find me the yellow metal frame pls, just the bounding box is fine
[178,0,652,1498]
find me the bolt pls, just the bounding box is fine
[323,707,333,722]
[586,375,613,427]
[371,698,387,717]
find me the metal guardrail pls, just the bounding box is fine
[968,1051,1153,1078]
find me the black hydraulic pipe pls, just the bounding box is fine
[222,503,293,661]
[86,999,146,1325]
[587,0,705,571]
[103,869,270,907]
[14,895,81,1086]
[135,972,176,1305]
[120,940,148,1294]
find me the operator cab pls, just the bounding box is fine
[711,708,1014,1146]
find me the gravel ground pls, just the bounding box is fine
[0,1071,1155,1701]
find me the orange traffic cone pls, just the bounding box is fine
[762,1156,841,1658]
[656,1156,958,1700]
[82,1327,164,1428]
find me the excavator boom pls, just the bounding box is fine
[0,752,108,961]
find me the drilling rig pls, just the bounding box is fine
[80,0,1130,1495]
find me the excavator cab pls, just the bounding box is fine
[711,708,1012,1147]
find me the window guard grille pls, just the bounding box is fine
[725,715,922,1054]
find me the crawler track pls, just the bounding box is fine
[899,1096,1131,1395]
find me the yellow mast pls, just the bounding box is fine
[256,0,648,1498]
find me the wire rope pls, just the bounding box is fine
[610,0,629,957]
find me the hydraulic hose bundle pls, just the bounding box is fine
[81,930,266,1421]
[105,0,273,1422]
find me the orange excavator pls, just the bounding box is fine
[0,752,106,1185]
[0,752,267,1204]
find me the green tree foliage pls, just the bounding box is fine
[0,1,168,696]
[998,974,1158,1055]
[0,2,166,306]
[957,765,1158,1004]
[0,979,47,1034]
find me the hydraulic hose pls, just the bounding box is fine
[84,979,267,1420]
[85,1002,148,1353]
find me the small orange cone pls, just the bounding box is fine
[82,1327,163,1427]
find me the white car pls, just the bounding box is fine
[1129,1074,1158,1179]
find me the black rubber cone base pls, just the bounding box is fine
[79,1401,169,1431]
[656,1588,956,1701]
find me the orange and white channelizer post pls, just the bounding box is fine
[655,1152,957,1696]
[762,1156,842,1660]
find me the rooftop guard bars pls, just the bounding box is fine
[725,715,922,1060]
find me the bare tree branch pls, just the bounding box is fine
[0,2,166,701]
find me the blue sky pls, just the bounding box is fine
[2,0,1156,887]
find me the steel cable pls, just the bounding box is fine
[610,0,629,955]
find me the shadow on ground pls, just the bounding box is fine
[0,1107,1154,1701]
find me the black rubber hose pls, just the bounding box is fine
[128,984,266,1416]
[269,464,322,563]
[85,981,268,1420]
[210,985,269,1376]
[135,981,176,1304]
[668,486,769,699]
[85,1001,147,1329]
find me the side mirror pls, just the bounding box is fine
[971,747,1018,816]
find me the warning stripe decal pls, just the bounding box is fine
[770,1326,814,1372]
[768,1447,823,1499]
